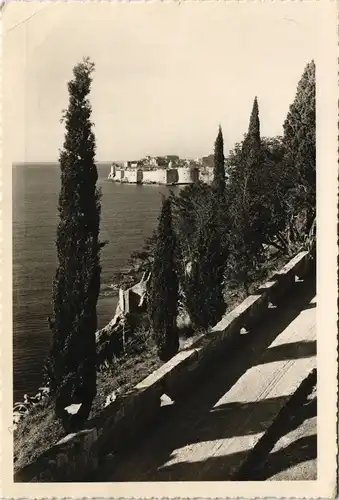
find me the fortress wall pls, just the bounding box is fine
[112,167,204,185]
[125,170,138,183]
[166,169,179,184]
[115,169,124,181]
[143,169,168,184]
[177,167,199,184]
[116,169,141,183]
[143,168,197,185]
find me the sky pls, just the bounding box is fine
[3,1,320,163]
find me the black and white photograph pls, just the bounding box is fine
[1,0,337,497]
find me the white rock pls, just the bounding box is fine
[64,403,82,415]
[104,391,118,407]
[160,393,174,407]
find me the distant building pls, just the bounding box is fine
[200,154,214,168]
[155,157,168,167]
[165,155,180,163]
[123,160,139,169]
[138,156,173,169]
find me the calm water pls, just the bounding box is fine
[13,164,177,401]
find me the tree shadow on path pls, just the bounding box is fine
[257,340,316,366]
[248,395,317,480]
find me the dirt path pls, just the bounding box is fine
[90,276,316,482]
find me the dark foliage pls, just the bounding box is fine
[183,198,228,329]
[170,182,214,261]
[148,197,179,361]
[227,136,295,255]
[170,183,229,329]
[226,97,264,292]
[46,58,104,432]
[283,60,316,239]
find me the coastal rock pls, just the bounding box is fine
[96,317,132,366]
[96,272,151,364]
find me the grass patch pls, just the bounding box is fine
[90,331,163,416]
[223,250,289,313]
[14,249,292,473]
[14,399,64,471]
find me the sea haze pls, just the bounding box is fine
[13,163,177,401]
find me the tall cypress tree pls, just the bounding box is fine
[46,58,103,432]
[148,196,179,362]
[242,96,261,162]
[228,97,261,208]
[242,96,264,239]
[283,60,316,233]
[227,97,263,291]
[183,195,227,329]
[212,125,226,195]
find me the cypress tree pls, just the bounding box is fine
[242,96,261,161]
[212,125,226,195]
[183,196,227,329]
[227,97,263,292]
[283,60,316,233]
[46,58,103,432]
[242,96,266,240]
[148,196,179,362]
[228,97,261,208]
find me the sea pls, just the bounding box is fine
[13,163,178,402]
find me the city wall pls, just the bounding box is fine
[115,169,142,184]
[177,167,199,184]
[142,169,170,184]
[111,167,200,185]
[14,251,314,482]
